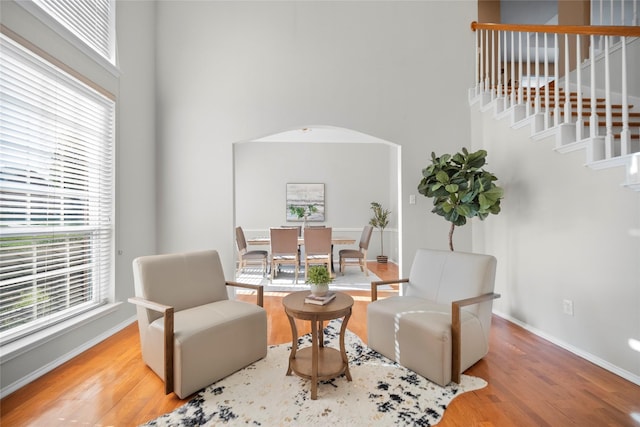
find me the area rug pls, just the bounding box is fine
[141,320,487,426]
[235,267,391,293]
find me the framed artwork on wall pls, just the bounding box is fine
[286,183,325,221]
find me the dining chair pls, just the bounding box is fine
[303,226,333,281]
[339,225,373,276]
[235,226,268,276]
[270,227,300,283]
[280,225,302,236]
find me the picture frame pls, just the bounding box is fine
[286,183,325,221]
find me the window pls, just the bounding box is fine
[0,34,115,344]
[19,0,116,66]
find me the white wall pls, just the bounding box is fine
[155,1,478,278]
[234,140,398,261]
[0,0,157,394]
[471,107,640,382]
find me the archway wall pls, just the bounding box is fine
[155,1,477,276]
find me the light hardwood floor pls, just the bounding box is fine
[1,261,639,426]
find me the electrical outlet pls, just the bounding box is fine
[409,194,416,205]
[562,299,574,316]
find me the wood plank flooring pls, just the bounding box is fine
[1,261,639,426]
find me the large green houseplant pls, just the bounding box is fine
[369,201,391,263]
[417,148,503,251]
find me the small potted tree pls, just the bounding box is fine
[369,201,391,263]
[306,265,332,296]
[417,147,503,251]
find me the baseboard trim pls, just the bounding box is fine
[493,310,640,386]
[0,315,137,398]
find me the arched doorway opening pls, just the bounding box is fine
[233,125,402,279]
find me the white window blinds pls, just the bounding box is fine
[0,34,115,344]
[32,0,115,63]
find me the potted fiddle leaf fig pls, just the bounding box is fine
[306,265,332,296]
[369,201,391,263]
[417,147,503,251]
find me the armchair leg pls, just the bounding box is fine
[164,308,175,395]
[451,303,462,384]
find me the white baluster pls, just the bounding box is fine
[475,29,480,96]
[590,35,599,139]
[503,30,509,111]
[492,30,496,100]
[511,31,516,108]
[621,36,631,155]
[496,29,502,105]
[480,30,484,92]
[544,32,550,129]
[535,33,541,116]
[604,36,613,159]
[485,30,490,93]
[554,33,560,127]
[576,34,584,140]
[634,0,638,26]
[588,34,606,163]
[526,32,532,117]
[556,31,575,148]
[563,33,571,125]
[518,32,523,106]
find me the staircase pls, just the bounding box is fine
[468,22,640,191]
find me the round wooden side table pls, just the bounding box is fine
[282,290,354,400]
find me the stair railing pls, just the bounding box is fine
[470,22,640,164]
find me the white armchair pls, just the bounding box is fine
[129,249,267,399]
[367,248,499,386]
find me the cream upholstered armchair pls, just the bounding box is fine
[367,248,499,387]
[129,249,267,399]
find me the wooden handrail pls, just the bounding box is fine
[471,21,640,37]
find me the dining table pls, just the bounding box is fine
[246,236,356,246]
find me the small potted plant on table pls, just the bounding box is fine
[306,265,332,296]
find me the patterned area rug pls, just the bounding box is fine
[141,320,487,426]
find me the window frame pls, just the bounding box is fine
[0,31,116,347]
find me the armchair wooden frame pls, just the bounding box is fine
[128,281,264,395]
[370,279,500,384]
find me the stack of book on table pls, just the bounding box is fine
[304,292,336,305]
